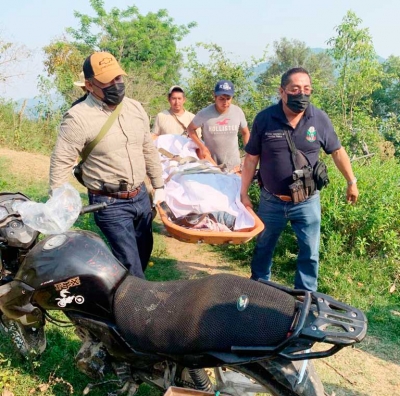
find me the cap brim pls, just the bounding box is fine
[214,91,234,97]
[95,67,127,84]
[168,85,184,94]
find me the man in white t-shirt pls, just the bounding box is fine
[152,86,199,136]
[187,80,250,171]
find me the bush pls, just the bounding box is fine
[0,100,60,155]
[320,156,400,260]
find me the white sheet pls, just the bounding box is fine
[155,135,254,230]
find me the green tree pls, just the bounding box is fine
[372,55,400,120]
[67,0,195,84]
[43,0,195,112]
[325,11,387,158]
[43,38,90,105]
[327,11,383,127]
[256,38,335,102]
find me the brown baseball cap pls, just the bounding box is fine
[83,52,127,84]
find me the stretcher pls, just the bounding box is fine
[154,135,264,244]
[157,202,264,245]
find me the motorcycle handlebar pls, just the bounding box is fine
[80,202,108,215]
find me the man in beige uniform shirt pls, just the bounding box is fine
[50,52,164,279]
[152,86,199,136]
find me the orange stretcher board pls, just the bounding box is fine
[155,140,264,244]
[156,202,264,245]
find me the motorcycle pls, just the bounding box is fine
[0,190,367,396]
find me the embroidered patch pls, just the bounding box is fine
[306,126,317,142]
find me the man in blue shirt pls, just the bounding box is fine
[240,67,358,291]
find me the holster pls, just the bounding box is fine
[101,181,128,193]
[313,160,330,190]
[289,179,308,204]
[72,161,85,186]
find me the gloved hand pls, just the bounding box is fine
[153,187,166,205]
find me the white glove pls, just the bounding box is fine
[153,187,166,205]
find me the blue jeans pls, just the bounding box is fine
[89,185,153,279]
[251,188,321,291]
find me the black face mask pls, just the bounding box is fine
[101,83,125,105]
[286,93,310,113]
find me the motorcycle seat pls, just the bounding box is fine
[113,273,296,355]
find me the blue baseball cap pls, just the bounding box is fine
[214,80,235,96]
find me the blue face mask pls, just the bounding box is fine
[286,93,310,113]
[101,83,125,105]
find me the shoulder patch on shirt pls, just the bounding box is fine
[306,126,317,142]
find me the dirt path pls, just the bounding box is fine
[155,221,246,279]
[0,147,51,183]
[1,147,399,396]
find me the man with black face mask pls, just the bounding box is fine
[240,67,358,292]
[50,52,164,279]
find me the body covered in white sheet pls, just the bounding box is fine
[154,135,254,231]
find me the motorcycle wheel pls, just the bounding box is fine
[0,316,46,359]
[177,359,324,396]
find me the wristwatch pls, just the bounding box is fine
[347,178,357,186]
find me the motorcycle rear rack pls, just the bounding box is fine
[230,280,367,361]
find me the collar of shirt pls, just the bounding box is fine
[168,109,187,117]
[87,93,118,114]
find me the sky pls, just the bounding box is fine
[1,0,399,100]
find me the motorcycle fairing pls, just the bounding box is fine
[0,280,44,327]
[15,231,127,320]
[0,192,38,249]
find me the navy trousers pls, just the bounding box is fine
[89,185,153,279]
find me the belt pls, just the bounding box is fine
[274,194,292,202]
[89,185,141,199]
[263,187,292,202]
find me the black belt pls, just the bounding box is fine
[89,185,141,199]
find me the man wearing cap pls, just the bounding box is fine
[71,71,88,107]
[152,85,199,137]
[50,51,165,279]
[187,80,250,171]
